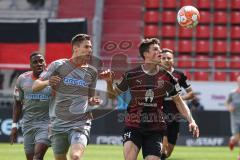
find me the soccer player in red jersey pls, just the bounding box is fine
[101,38,199,160]
[160,48,195,159]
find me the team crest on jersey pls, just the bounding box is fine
[145,89,154,103]
[157,79,164,88]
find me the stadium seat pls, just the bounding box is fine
[196,0,211,9]
[145,0,159,9]
[144,25,158,37]
[179,27,193,38]
[231,26,240,39]
[230,72,240,81]
[180,0,195,6]
[161,25,175,38]
[176,55,192,68]
[144,11,159,23]
[214,11,228,24]
[231,12,240,24]
[213,40,227,54]
[196,25,210,38]
[182,69,193,80]
[161,39,175,50]
[194,55,210,68]
[214,71,227,81]
[161,11,176,23]
[214,55,228,68]
[230,55,240,69]
[162,1,176,9]
[213,26,227,39]
[231,0,240,10]
[199,11,211,24]
[194,71,209,81]
[196,40,210,54]
[231,40,240,53]
[214,0,228,9]
[178,40,192,53]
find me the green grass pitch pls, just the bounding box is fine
[0,143,239,160]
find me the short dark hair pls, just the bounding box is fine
[71,34,90,46]
[162,48,174,55]
[139,38,160,59]
[29,51,43,61]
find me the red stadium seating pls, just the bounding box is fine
[214,0,228,9]
[161,39,175,50]
[196,40,210,54]
[231,0,240,10]
[144,11,159,23]
[230,72,240,81]
[161,25,175,38]
[196,0,211,9]
[214,71,227,81]
[176,55,192,68]
[178,40,192,53]
[162,1,177,9]
[231,26,240,39]
[145,0,159,9]
[179,27,193,38]
[161,11,176,23]
[194,71,209,81]
[104,6,142,21]
[105,0,141,5]
[231,12,240,24]
[182,69,193,80]
[231,41,240,53]
[213,40,227,54]
[213,26,227,39]
[199,11,211,24]
[194,55,210,68]
[230,56,240,69]
[196,25,210,38]
[214,11,228,24]
[144,25,158,37]
[214,55,228,68]
[180,0,195,6]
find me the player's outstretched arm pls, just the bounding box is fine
[172,94,200,138]
[99,70,120,99]
[10,100,22,144]
[181,87,194,101]
[32,76,61,92]
[32,79,49,92]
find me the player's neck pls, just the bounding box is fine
[142,64,159,75]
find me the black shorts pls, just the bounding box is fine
[122,127,163,159]
[166,121,180,145]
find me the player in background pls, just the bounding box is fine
[101,38,199,160]
[10,52,51,160]
[159,48,194,159]
[32,34,102,160]
[225,75,240,160]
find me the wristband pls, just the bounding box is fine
[12,123,17,128]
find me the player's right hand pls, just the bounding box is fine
[49,76,61,87]
[10,128,18,144]
[189,121,200,138]
[99,69,115,82]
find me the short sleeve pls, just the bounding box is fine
[13,76,24,101]
[40,61,59,80]
[178,72,191,89]
[115,73,129,92]
[168,74,181,97]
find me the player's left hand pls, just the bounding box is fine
[189,121,199,138]
[89,97,103,106]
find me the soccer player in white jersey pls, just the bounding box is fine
[32,34,101,160]
[10,52,51,160]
